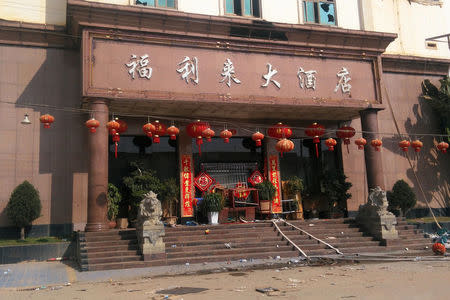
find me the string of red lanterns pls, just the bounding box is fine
[106,119,121,159]
[85,118,100,133]
[202,128,215,142]
[325,138,337,151]
[167,125,179,140]
[275,138,294,157]
[337,126,356,153]
[39,114,55,129]
[252,131,264,147]
[305,122,325,158]
[186,120,209,155]
[220,129,233,143]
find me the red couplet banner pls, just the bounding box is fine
[181,155,193,217]
[268,155,282,213]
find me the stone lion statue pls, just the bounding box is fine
[137,191,163,226]
[367,186,389,213]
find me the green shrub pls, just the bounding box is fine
[256,180,277,201]
[387,180,416,217]
[160,178,180,217]
[6,181,42,240]
[107,183,122,221]
[320,170,352,216]
[201,192,224,213]
[122,162,163,220]
[284,176,304,196]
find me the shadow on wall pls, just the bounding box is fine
[381,97,449,217]
[5,46,85,236]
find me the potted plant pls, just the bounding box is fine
[160,178,180,225]
[107,183,121,229]
[201,192,224,225]
[256,180,276,217]
[284,176,304,220]
[320,170,352,218]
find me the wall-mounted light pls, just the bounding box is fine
[21,113,31,125]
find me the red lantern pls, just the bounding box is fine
[106,120,121,158]
[151,120,167,144]
[116,119,128,133]
[305,123,325,158]
[275,138,294,157]
[142,122,155,138]
[355,137,367,150]
[437,141,449,154]
[411,140,423,152]
[325,138,337,151]
[399,140,410,152]
[166,125,179,140]
[106,119,120,135]
[40,114,55,129]
[371,139,382,151]
[85,118,100,133]
[268,122,292,139]
[432,242,446,255]
[220,129,233,143]
[337,126,355,153]
[186,120,210,155]
[252,131,264,147]
[202,128,215,142]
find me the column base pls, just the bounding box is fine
[85,222,110,232]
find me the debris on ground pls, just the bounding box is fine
[255,287,280,295]
[224,243,231,249]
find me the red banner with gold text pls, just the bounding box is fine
[181,155,193,217]
[268,155,282,213]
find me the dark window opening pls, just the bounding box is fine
[226,0,261,18]
[136,0,176,9]
[303,0,336,25]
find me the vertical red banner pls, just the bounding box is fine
[268,155,282,213]
[181,155,193,217]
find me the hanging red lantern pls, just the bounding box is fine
[106,119,121,158]
[142,122,155,138]
[252,131,265,147]
[268,122,292,139]
[166,125,179,140]
[186,120,210,155]
[276,138,294,157]
[202,128,215,142]
[411,140,423,152]
[325,138,337,151]
[220,129,233,143]
[337,126,355,153]
[305,122,325,158]
[116,119,128,134]
[370,139,382,151]
[151,120,167,144]
[40,114,55,129]
[398,140,410,152]
[355,137,367,150]
[437,141,449,154]
[106,119,120,134]
[85,118,100,133]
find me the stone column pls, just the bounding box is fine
[360,108,385,190]
[85,99,110,232]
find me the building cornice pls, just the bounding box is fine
[382,54,450,76]
[67,0,396,59]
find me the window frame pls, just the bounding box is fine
[135,0,178,10]
[303,0,338,26]
[224,0,262,18]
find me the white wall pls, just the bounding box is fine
[361,0,450,59]
[261,0,300,24]
[336,0,360,30]
[0,0,67,25]
[178,0,220,16]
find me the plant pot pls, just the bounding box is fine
[116,218,128,229]
[108,220,117,229]
[207,211,219,225]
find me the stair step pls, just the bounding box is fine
[82,255,142,265]
[167,245,294,259]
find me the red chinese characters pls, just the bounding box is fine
[181,155,193,217]
[268,155,282,214]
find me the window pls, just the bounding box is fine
[303,0,336,25]
[225,0,261,18]
[135,0,176,9]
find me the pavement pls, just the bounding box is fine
[0,257,308,289]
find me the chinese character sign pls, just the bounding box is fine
[334,67,352,94]
[125,54,153,79]
[176,56,199,84]
[220,58,241,87]
[268,155,282,213]
[261,63,281,89]
[297,67,317,90]
[181,155,193,217]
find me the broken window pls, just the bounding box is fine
[135,0,176,9]
[225,0,261,18]
[303,0,336,25]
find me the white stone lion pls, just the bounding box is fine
[137,191,163,226]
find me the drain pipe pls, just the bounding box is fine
[280,220,344,255]
[272,220,309,259]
